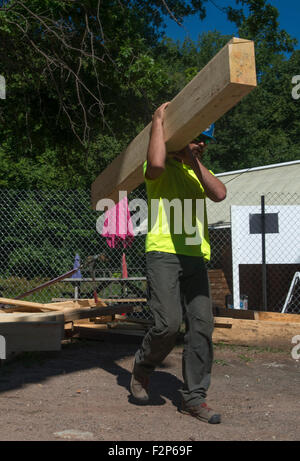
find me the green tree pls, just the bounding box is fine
[205,1,299,171]
[0,0,299,187]
[1,0,201,188]
[156,2,299,172]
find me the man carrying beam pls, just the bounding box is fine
[130,102,226,424]
[91,38,256,208]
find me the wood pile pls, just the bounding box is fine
[73,304,300,351]
[212,307,300,349]
[0,297,135,356]
[0,295,299,356]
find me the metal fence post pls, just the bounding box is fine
[261,195,268,311]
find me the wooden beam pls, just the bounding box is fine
[0,298,134,323]
[0,306,47,313]
[72,323,145,342]
[91,37,257,209]
[0,297,137,355]
[0,321,63,355]
[213,306,300,323]
[0,311,65,323]
[0,297,50,310]
[0,297,108,312]
[90,298,147,303]
[48,299,107,310]
[62,303,134,322]
[254,311,300,323]
[213,318,300,349]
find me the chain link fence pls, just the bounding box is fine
[206,191,300,314]
[0,188,299,317]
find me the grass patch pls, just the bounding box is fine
[238,354,254,363]
[213,342,287,355]
[214,359,229,366]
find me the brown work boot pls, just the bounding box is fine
[130,363,149,402]
[180,401,221,424]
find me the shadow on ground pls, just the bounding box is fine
[0,335,184,410]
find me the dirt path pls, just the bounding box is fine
[0,335,299,442]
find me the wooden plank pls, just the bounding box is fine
[51,298,74,302]
[0,297,48,310]
[0,321,63,355]
[107,321,147,330]
[0,298,90,312]
[62,303,134,322]
[61,277,146,282]
[0,311,65,323]
[96,298,147,303]
[115,316,153,325]
[0,306,47,313]
[73,323,145,338]
[0,304,72,313]
[73,315,300,348]
[213,306,255,320]
[73,321,108,329]
[72,324,145,343]
[214,317,233,329]
[0,298,108,312]
[212,306,300,323]
[49,298,147,305]
[0,298,137,355]
[91,37,256,209]
[90,315,113,324]
[254,311,300,323]
[213,318,300,349]
[0,298,134,324]
[48,299,107,309]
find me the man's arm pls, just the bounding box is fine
[145,102,169,180]
[188,149,227,202]
[172,145,226,202]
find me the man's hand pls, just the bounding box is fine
[145,102,170,180]
[170,140,226,202]
[152,102,170,124]
[170,141,206,166]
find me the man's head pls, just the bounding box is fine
[170,124,216,163]
[188,123,216,159]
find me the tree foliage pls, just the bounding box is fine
[0,0,299,190]
[1,0,300,285]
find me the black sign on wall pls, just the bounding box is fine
[249,213,279,234]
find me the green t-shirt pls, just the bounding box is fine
[143,157,211,260]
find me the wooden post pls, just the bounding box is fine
[261,195,268,311]
[91,37,257,209]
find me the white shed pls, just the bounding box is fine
[207,160,300,311]
[207,160,300,227]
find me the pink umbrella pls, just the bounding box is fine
[101,196,135,278]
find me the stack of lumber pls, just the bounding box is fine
[212,307,300,349]
[73,305,300,350]
[1,296,299,354]
[0,297,135,356]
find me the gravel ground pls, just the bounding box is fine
[0,334,299,442]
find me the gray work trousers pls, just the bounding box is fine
[135,251,214,407]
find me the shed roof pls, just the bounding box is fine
[207,160,300,227]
